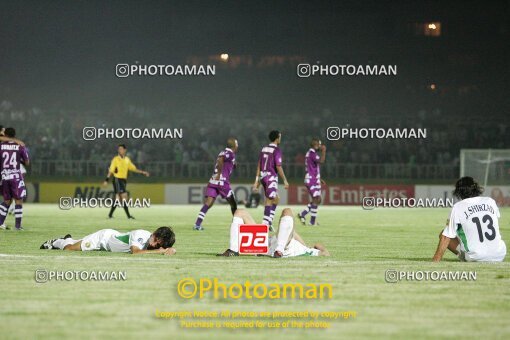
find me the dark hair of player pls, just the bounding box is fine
[118,144,127,149]
[227,137,237,149]
[4,127,16,138]
[453,176,483,200]
[310,137,321,147]
[153,226,176,248]
[268,130,280,142]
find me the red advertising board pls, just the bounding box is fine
[288,184,415,205]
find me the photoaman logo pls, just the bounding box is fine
[177,278,332,300]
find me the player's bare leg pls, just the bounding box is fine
[194,196,216,231]
[217,209,255,256]
[0,199,12,230]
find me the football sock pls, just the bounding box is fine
[14,204,22,229]
[108,204,117,217]
[300,203,312,217]
[269,204,277,224]
[310,204,318,225]
[276,216,294,253]
[229,217,243,252]
[195,204,209,226]
[0,202,9,225]
[262,205,271,226]
[122,202,131,218]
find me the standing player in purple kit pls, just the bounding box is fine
[253,130,289,231]
[193,138,238,231]
[298,138,326,226]
[0,128,29,230]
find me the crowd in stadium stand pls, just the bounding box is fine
[0,100,507,169]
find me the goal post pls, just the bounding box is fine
[460,149,510,187]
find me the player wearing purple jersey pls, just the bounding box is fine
[193,138,238,231]
[298,138,326,226]
[0,128,29,230]
[253,130,289,230]
[0,124,27,217]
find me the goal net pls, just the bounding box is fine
[460,149,510,187]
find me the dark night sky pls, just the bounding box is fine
[0,0,508,110]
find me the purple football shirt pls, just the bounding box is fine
[258,143,282,177]
[305,148,321,179]
[209,147,236,186]
[0,142,29,180]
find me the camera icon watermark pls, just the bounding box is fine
[116,64,130,78]
[59,197,73,210]
[326,127,341,140]
[362,197,376,210]
[82,127,97,141]
[385,269,398,283]
[297,63,311,77]
[35,269,49,283]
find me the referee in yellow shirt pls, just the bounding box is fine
[103,144,150,219]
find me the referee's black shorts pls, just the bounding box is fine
[112,178,127,194]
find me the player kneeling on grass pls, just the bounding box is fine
[432,176,506,262]
[217,208,330,257]
[40,227,176,255]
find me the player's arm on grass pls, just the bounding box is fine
[433,214,457,262]
[0,136,25,146]
[432,235,453,262]
[130,246,176,255]
[294,231,330,256]
[128,159,150,177]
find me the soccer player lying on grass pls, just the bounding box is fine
[40,227,176,255]
[432,176,506,262]
[217,208,330,257]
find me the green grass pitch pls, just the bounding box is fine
[1,204,509,339]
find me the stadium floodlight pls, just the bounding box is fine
[220,53,229,62]
[460,149,510,187]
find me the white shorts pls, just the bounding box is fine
[269,236,320,257]
[80,229,120,251]
[456,240,507,262]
